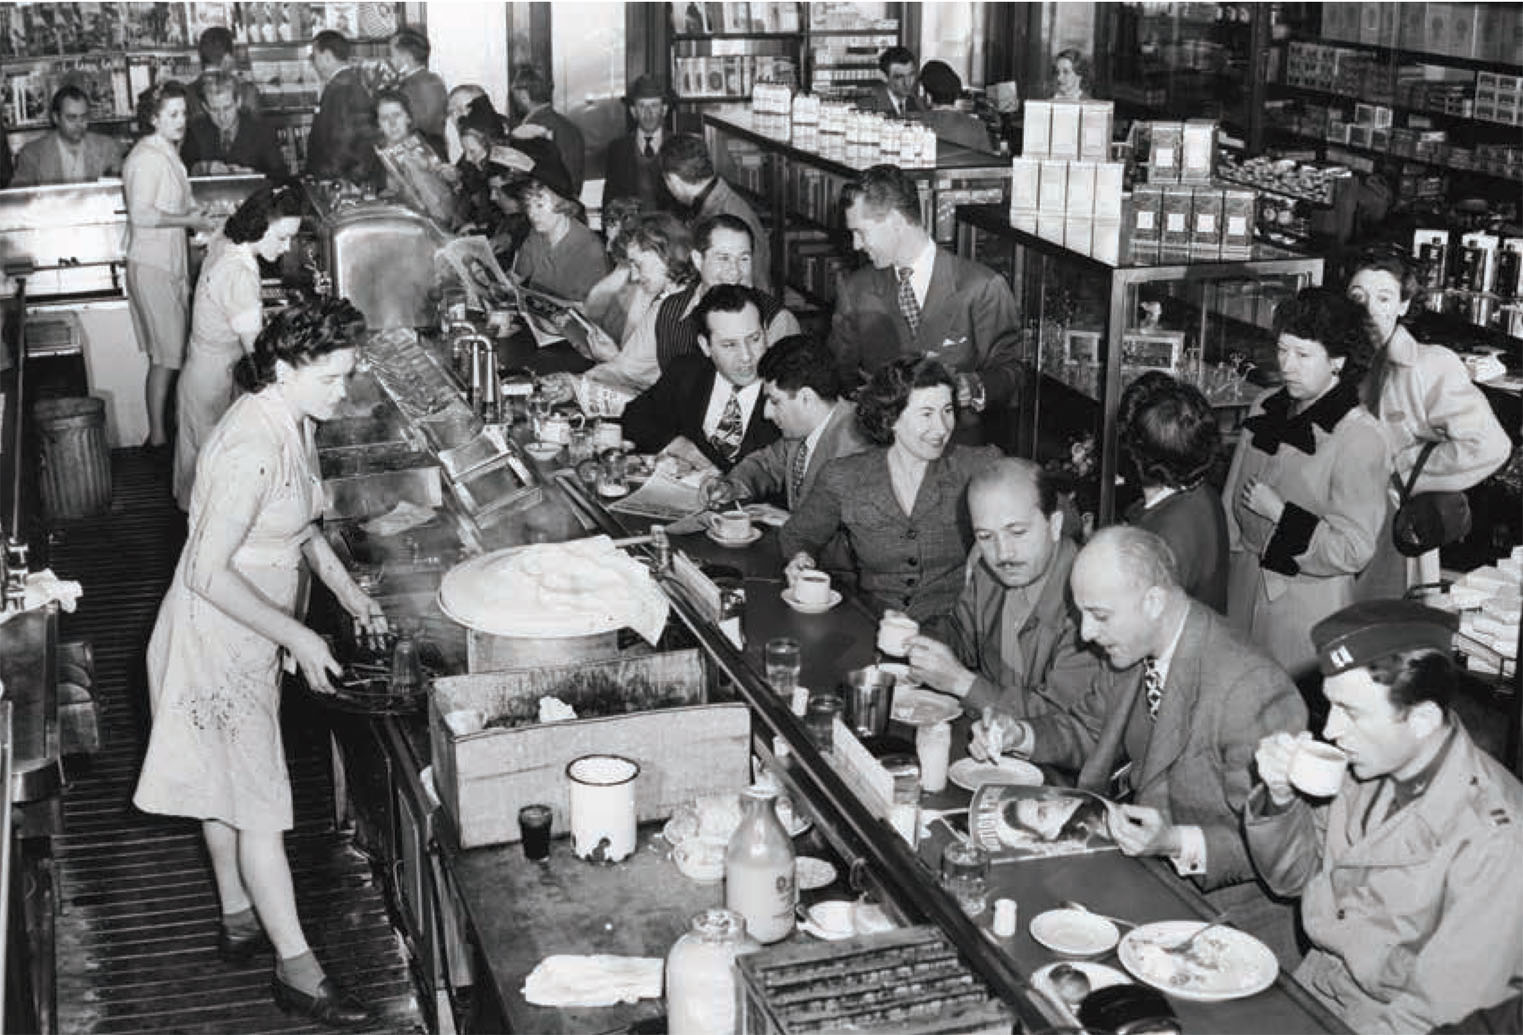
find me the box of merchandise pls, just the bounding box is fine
[1037,212,1065,244]
[1023,100,1052,157]
[1049,100,1081,161]
[1131,183,1163,244]
[1094,162,1125,221]
[1078,101,1113,161]
[1190,187,1223,260]
[428,650,751,848]
[1010,158,1040,209]
[1147,122,1183,183]
[1066,161,1097,218]
[1160,185,1194,254]
[1064,217,1092,255]
[1180,120,1216,184]
[1091,221,1123,266]
[1008,208,1039,234]
[1038,159,1068,212]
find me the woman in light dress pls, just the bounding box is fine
[135,298,381,1026]
[173,185,304,510]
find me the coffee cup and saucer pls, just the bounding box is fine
[783,569,841,613]
[705,510,763,548]
[1289,739,1348,798]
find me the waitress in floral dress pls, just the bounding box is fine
[135,297,381,1026]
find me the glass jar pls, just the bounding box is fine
[666,908,760,1035]
[725,787,796,944]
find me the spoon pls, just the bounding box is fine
[1059,900,1140,929]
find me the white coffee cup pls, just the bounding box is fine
[712,511,753,541]
[877,612,919,656]
[1289,740,1348,798]
[540,413,574,445]
[794,570,832,605]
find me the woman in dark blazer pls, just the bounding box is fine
[1117,371,1230,613]
[780,357,1001,621]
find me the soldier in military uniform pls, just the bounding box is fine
[1245,599,1523,1034]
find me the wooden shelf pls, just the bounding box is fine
[1269,82,1523,135]
[1265,127,1523,186]
[1287,34,1523,77]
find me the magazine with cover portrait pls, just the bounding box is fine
[967,784,1119,861]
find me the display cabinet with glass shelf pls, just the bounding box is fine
[956,203,1323,526]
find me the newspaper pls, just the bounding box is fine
[437,236,514,311]
[967,785,1119,862]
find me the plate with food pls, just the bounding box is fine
[1032,961,1131,1025]
[1029,908,1121,957]
[891,687,962,727]
[948,757,1043,792]
[1118,921,1278,1002]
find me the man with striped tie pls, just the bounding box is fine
[701,335,870,513]
[973,526,1308,968]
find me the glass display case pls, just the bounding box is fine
[956,203,1323,527]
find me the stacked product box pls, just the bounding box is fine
[1012,98,1122,262]
[1129,181,1254,263]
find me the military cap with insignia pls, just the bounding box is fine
[1311,599,1458,677]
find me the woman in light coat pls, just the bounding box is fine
[1224,288,1390,677]
[1345,249,1511,597]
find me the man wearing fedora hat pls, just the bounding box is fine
[1246,599,1523,1033]
[604,75,678,213]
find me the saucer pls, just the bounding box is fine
[523,442,562,462]
[782,587,842,613]
[706,526,763,548]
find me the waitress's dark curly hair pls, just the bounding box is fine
[234,296,366,393]
[1272,287,1375,388]
[223,184,305,244]
[855,356,957,446]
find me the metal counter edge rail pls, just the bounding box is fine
[551,475,1050,1034]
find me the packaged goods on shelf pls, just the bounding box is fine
[1023,100,1052,158]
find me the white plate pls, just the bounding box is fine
[948,757,1043,792]
[781,587,842,614]
[1029,908,1121,957]
[892,687,962,726]
[1119,921,1279,1002]
[706,525,763,548]
[795,856,838,891]
[1031,962,1131,1025]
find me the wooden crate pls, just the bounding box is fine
[429,649,751,848]
[737,925,1013,1035]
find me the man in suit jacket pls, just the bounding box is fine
[181,71,285,178]
[832,164,1023,444]
[306,31,381,187]
[389,28,448,159]
[510,63,585,199]
[659,134,771,293]
[623,284,781,472]
[186,27,261,123]
[603,75,678,214]
[860,46,925,118]
[905,459,1104,721]
[983,526,1308,965]
[11,85,123,187]
[704,335,870,511]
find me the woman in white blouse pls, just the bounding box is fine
[173,185,304,509]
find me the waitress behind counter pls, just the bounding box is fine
[123,79,221,452]
[134,298,385,1027]
[173,185,305,510]
[781,357,1000,621]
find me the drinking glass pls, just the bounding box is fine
[804,693,842,753]
[940,842,990,917]
[518,804,553,862]
[764,638,802,695]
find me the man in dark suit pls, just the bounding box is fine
[831,164,1024,444]
[388,28,447,159]
[980,526,1308,966]
[181,71,285,178]
[602,75,677,213]
[659,134,771,292]
[860,46,924,118]
[623,284,781,472]
[509,63,585,199]
[904,458,1103,721]
[703,335,870,511]
[306,30,381,187]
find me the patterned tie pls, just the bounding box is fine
[788,439,810,507]
[710,386,744,462]
[896,267,921,337]
[1143,659,1165,721]
[643,135,655,158]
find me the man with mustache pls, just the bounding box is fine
[902,458,1103,722]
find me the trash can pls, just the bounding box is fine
[34,397,112,521]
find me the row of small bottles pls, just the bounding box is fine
[666,786,794,1035]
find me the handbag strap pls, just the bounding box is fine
[1397,440,1442,503]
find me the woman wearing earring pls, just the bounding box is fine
[1345,248,1510,597]
[1224,288,1391,678]
[123,80,221,454]
[135,297,380,1026]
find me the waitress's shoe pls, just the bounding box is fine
[272,976,371,1027]
[216,922,272,963]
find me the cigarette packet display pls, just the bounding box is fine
[1094,162,1125,220]
[1038,159,1068,213]
[1131,183,1163,244]
[1049,100,1081,161]
[1079,101,1114,161]
[1009,158,1040,209]
[1066,161,1096,218]
[1023,100,1051,158]
[1161,185,1194,257]
[1148,121,1183,183]
[1190,187,1223,259]
[1220,188,1256,255]
[1181,120,1216,183]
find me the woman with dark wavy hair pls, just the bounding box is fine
[123,79,221,453]
[1118,371,1229,612]
[577,212,697,386]
[780,356,1001,621]
[173,184,305,509]
[135,297,380,1026]
[1223,288,1390,676]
